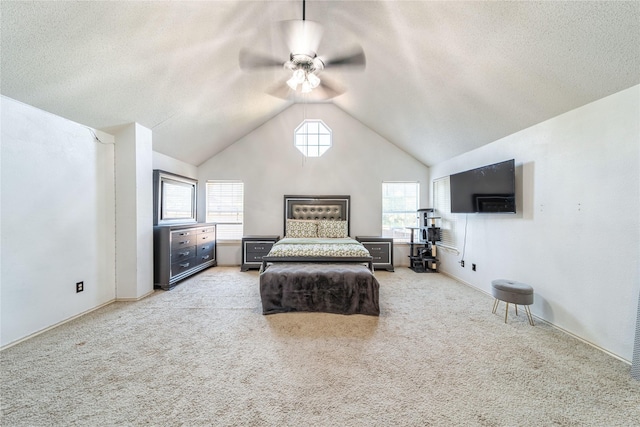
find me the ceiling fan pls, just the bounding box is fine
[239,0,366,100]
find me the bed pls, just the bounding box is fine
[259,195,380,316]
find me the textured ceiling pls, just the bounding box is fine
[1,1,639,166]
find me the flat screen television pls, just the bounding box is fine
[449,159,516,214]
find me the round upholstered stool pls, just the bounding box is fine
[491,279,534,325]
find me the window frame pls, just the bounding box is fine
[205,180,244,241]
[433,176,457,250]
[381,181,420,243]
[294,119,332,157]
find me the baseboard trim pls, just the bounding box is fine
[439,270,631,365]
[115,289,155,302]
[0,299,116,351]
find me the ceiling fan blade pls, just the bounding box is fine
[279,20,324,55]
[266,78,293,100]
[239,48,283,70]
[313,78,345,99]
[320,46,366,69]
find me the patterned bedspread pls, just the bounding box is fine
[266,237,371,258]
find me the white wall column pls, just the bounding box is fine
[114,123,153,300]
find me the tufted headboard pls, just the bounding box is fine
[283,195,351,236]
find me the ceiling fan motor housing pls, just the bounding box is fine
[285,53,324,75]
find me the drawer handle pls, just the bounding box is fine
[179,251,190,256]
[201,236,209,240]
[254,246,265,250]
[179,240,190,245]
[201,255,210,260]
[179,262,190,268]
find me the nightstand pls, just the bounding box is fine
[241,235,279,271]
[355,236,394,271]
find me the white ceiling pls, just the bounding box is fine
[1,1,639,167]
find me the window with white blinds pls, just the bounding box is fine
[433,176,457,249]
[206,181,244,241]
[382,181,419,242]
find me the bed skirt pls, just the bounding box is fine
[259,263,380,316]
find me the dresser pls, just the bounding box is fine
[241,235,280,271]
[153,223,217,290]
[355,236,394,271]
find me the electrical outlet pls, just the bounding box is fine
[76,281,84,293]
[472,264,476,271]
[460,260,465,268]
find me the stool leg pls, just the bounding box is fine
[515,304,519,316]
[492,299,499,314]
[525,305,535,326]
[504,302,509,323]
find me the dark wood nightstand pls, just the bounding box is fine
[355,236,394,271]
[241,235,279,271]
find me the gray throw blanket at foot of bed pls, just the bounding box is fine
[260,263,380,316]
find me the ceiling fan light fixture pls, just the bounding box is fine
[307,72,320,88]
[286,76,299,90]
[287,69,307,90]
[293,68,306,83]
[301,80,313,93]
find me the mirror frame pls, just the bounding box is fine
[153,170,198,226]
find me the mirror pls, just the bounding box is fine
[153,170,197,226]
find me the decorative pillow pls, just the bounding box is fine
[286,219,318,238]
[317,220,348,238]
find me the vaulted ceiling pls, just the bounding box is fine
[1,1,639,167]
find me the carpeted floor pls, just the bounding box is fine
[1,267,638,426]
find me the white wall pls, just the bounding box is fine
[1,96,116,347]
[197,103,430,266]
[152,151,198,182]
[430,85,640,362]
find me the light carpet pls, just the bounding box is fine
[1,267,638,426]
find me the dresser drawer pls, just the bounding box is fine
[197,232,216,244]
[246,252,269,263]
[197,252,214,264]
[170,259,197,277]
[245,242,274,253]
[198,225,216,234]
[171,235,196,250]
[171,245,196,263]
[171,229,197,239]
[197,241,215,255]
[197,241,215,263]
